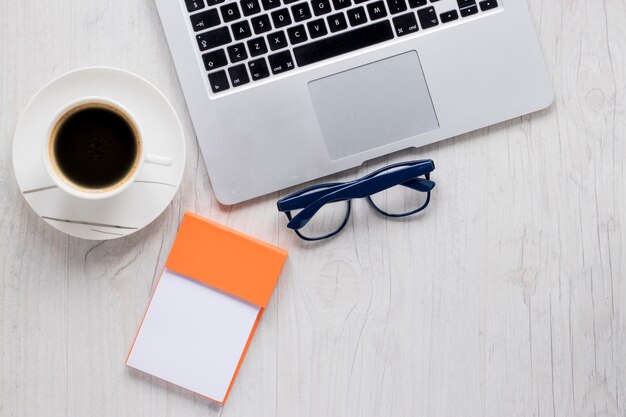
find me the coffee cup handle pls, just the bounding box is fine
[144,154,173,167]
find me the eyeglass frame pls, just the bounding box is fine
[276,159,436,241]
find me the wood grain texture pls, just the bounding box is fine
[1,0,625,416]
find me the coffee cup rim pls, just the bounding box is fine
[44,96,144,201]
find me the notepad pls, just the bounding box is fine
[126,213,287,404]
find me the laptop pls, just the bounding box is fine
[155,0,553,204]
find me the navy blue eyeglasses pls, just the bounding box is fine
[277,160,436,241]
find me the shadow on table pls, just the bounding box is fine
[127,367,224,411]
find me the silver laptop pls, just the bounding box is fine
[155,0,553,204]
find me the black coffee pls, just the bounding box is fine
[52,105,139,189]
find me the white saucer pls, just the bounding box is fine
[13,67,186,240]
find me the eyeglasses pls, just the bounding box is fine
[276,159,436,241]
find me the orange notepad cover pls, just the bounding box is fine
[126,212,287,404]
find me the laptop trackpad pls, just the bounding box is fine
[308,51,439,160]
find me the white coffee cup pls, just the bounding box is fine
[43,97,172,200]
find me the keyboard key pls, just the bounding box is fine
[220,3,241,22]
[408,0,426,6]
[307,19,329,38]
[460,5,478,16]
[367,1,388,20]
[347,6,367,26]
[392,12,418,36]
[332,0,352,10]
[251,14,272,33]
[327,13,348,32]
[228,64,250,86]
[261,0,280,9]
[271,8,292,27]
[186,0,205,12]
[268,50,296,74]
[208,70,229,92]
[206,0,225,5]
[417,6,438,28]
[190,9,220,31]
[291,3,312,21]
[284,0,299,4]
[248,58,270,80]
[227,43,248,62]
[268,30,288,50]
[196,27,231,51]
[247,36,268,56]
[354,0,368,3]
[232,20,252,39]
[202,49,228,70]
[385,0,407,14]
[456,0,476,8]
[240,0,261,15]
[312,0,332,16]
[287,24,308,44]
[479,0,497,11]
[440,9,458,23]
[294,20,394,67]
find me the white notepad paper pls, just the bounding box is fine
[127,270,260,402]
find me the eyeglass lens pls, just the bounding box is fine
[288,200,350,240]
[368,177,430,216]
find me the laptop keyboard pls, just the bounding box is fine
[185,0,500,94]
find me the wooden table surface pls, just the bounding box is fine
[1,1,625,416]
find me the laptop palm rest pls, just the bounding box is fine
[308,51,439,160]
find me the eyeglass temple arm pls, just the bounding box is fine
[278,178,433,213]
[279,163,435,212]
[402,177,435,192]
[287,168,433,229]
[277,183,350,212]
[279,177,434,213]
